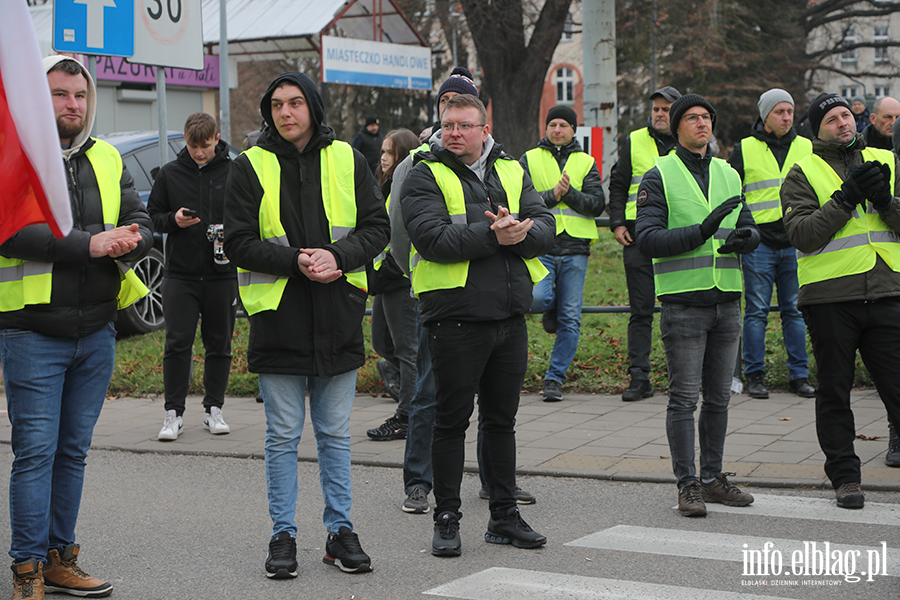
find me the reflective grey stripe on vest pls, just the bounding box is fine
[373,250,388,264]
[747,199,781,213]
[631,175,643,186]
[743,178,782,193]
[627,193,637,204]
[410,251,422,270]
[238,235,290,287]
[653,254,741,276]
[410,213,467,272]
[714,228,734,240]
[871,230,900,243]
[332,226,354,240]
[553,207,590,219]
[0,261,52,283]
[796,233,871,258]
[449,214,466,225]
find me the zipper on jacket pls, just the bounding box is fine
[65,156,87,339]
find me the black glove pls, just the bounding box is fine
[834,161,884,211]
[699,195,743,240]
[718,228,752,254]
[871,161,894,211]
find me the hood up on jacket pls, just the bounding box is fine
[42,55,96,160]
[259,71,327,142]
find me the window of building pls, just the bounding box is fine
[841,25,858,63]
[561,12,574,42]
[841,87,858,99]
[875,86,891,98]
[874,25,890,63]
[556,67,575,103]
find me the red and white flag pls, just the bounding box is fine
[0,1,71,245]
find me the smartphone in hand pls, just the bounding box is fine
[183,209,199,218]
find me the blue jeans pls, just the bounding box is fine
[660,301,740,487]
[259,370,356,537]
[531,254,589,383]
[741,244,808,380]
[403,303,436,494]
[1,325,116,562]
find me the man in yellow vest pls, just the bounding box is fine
[224,72,389,576]
[400,94,555,556]
[635,94,760,517]
[520,105,605,402]
[0,55,152,599]
[781,92,900,509]
[728,89,815,400]
[608,86,680,402]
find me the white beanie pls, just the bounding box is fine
[758,88,794,121]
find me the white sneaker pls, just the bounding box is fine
[203,406,230,435]
[158,410,183,441]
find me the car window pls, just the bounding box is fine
[133,145,165,182]
[169,138,186,155]
[123,154,152,194]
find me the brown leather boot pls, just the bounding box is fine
[43,545,112,598]
[11,559,43,600]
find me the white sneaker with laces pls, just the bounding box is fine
[158,410,183,441]
[204,406,230,435]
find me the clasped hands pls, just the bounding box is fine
[89,223,142,258]
[833,161,893,212]
[486,206,533,246]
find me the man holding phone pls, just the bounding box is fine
[148,112,237,440]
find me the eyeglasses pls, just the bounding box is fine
[440,122,485,134]
[682,113,712,125]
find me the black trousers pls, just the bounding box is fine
[623,241,656,380]
[427,315,527,521]
[161,277,237,415]
[802,298,900,488]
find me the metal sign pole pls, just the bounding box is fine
[157,67,168,172]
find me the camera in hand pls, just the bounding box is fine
[206,224,228,265]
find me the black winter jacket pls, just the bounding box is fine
[862,123,893,151]
[148,140,236,280]
[400,140,556,325]
[728,119,801,250]
[635,144,760,306]
[351,127,384,174]
[224,72,389,377]
[519,137,605,256]
[0,138,153,338]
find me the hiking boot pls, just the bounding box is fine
[324,527,371,573]
[432,511,462,557]
[622,378,653,402]
[789,377,816,398]
[203,406,230,435]
[402,487,430,514]
[835,482,865,509]
[477,485,536,505]
[885,423,900,468]
[11,560,43,600]
[745,371,769,399]
[485,507,547,549]
[542,379,563,403]
[375,360,401,400]
[541,309,557,334]
[678,482,707,517]
[43,545,112,597]
[265,532,298,579]
[157,410,183,441]
[700,472,754,506]
[366,414,408,441]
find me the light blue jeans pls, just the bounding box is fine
[259,370,356,537]
[1,324,116,562]
[531,253,589,383]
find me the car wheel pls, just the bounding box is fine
[116,247,165,336]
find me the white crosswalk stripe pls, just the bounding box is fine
[699,493,900,526]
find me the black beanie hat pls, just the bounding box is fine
[807,93,852,138]
[365,115,379,126]
[669,93,716,140]
[546,105,578,132]
[437,67,478,102]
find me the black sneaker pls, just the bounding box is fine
[835,482,865,509]
[678,482,707,517]
[700,472,754,506]
[745,371,769,399]
[541,309,558,334]
[886,423,900,468]
[402,487,430,514]
[542,379,563,402]
[265,532,298,579]
[478,485,536,505]
[432,511,462,557]
[366,414,408,441]
[789,377,816,398]
[323,527,371,573]
[485,507,547,548]
[622,378,653,402]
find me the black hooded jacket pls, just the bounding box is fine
[351,127,384,174]
[224,72,389,376]
[148,140,235,280]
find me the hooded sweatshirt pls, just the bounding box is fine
[0,56,153,338]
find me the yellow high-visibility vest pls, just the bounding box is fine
[523,148,597,239]
[626,128,674,220]
[741,135,812,224]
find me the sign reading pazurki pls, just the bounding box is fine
[321,36,431,90]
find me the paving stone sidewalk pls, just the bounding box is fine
[1,388,897,491]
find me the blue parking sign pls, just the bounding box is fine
[54,0,134,57]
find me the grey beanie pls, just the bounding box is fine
[758,88,794,121]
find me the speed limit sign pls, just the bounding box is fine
[129,0,204,69]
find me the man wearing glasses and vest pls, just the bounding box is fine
[224,72,389,576]
[401,94,555,556]
[0,55,152,599]
[608,86,680,402]
[636,94,760,517]
[520,105,605,403]
[728,89,815,400]
[781,92,900,509]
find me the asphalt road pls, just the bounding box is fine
[0,446,896,599]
